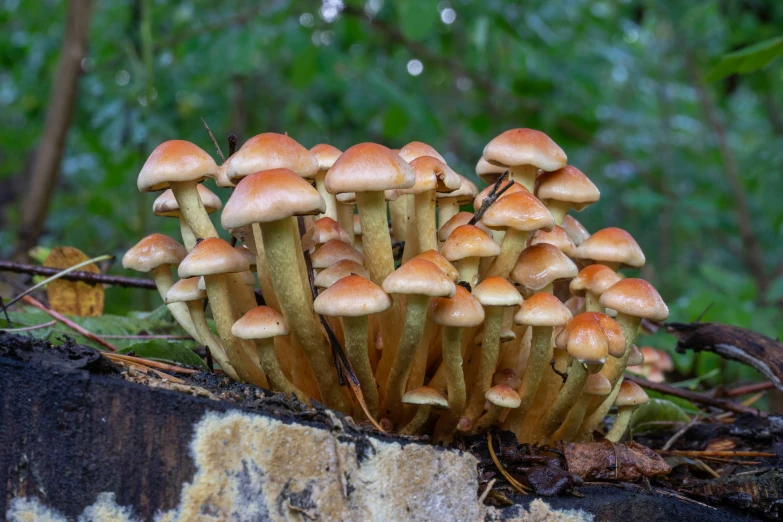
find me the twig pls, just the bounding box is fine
[487,433,529,494]
[104,352,199,374]
[1,320,57,333]
[694,459,721,479]
[625,375,767,417]
[698,456,760,465]
[228,133,238,157]
[0,296,13,329]
[0,261,157,289]
[470,171,512,224]
[478,479,497,504]
[201,118,225,162]
[661,412,701,451]
[99,334,194,340]
[658,450,776,458]
[21,295,118,351]
[740,391,766,408]
[723,381,775,397]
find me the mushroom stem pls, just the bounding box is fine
[577,377,624,441]
[343,315,379,419]
[178,217,197,251]
[398,405,431,436]
[185,300,240,381]
[389,196,407,243]
[149,265,200,342]
[255,337,309,404]
[438,197,460,231]
[355,191,395,285]
[552,393,592,442]
[605,405,635,442]
[261,217,351,414]
[456,257,481,286]
[504,325,553,436]
[484,229,530,279]
[585,291,603,313]
[248,225,281,311]
[170,180,217,239]
[414,191,438,253]
[533,359,589,444]
[545,201,570,226]
[336,203,355,245]
[315,171,338,220]
[433,325,467,441]
[384,294,429,419]
[406,315,436,392]
[463,306,504,423]
[471,404,503,433]
[403,202,420,261]
[509,165,538,193]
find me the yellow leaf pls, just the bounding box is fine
[43,247,104,317]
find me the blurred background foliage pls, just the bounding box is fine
[0,0,782,385]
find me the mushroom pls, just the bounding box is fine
[397,141,447,244]
[535,165,600,225]
[437,212,494,243]
[152,184,222,251]
[482,128,567,192]
[528,226,577,258]
[232,305,308,403]
[562,215,591,246]
[300,217,351,252]
[382,258,456,420]
[574,227,645,271]
[569,264,623,313]
[605,380,649,442]
[440,224,500,286]
[475,156,507,184]
[314,259,370,289]
[314,275,392,419]
[225,132,318,184]
[412,249,460,281]
[471,384,522,433]
[310,239,364,271]
[309,144,343,221]
[436,176,478,235]
[398,386,449,436]
[511,243,578,295]
[552,372,612,441]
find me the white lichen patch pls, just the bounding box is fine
[7,492,137,522]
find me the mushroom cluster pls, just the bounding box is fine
[122,129,669,445]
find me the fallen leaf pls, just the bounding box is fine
[118,339,207,369]
[43,247,104,317]
[556,439,672,481]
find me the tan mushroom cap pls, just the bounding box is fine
[536,166,600,211]
[529,226,576,257]
[178,237,250,278]
[514,292,572,327]
[400,156,462,194]
[614,380,649,407]
[164,277,206,304]
[122,234,187,272]
[492,368,522,389]
[432,285,485,327]
[314,259,370,288]
[310,239,364,269]
[221,169,325,229]
[438,175,478,204]
[137,140,218,193]
[301,217,351,250]
[476,157,507,183]
[226,133,318,182]
[325,142,415,194]
[627,345,645,366]
[485,384,521,408]
[313,275,392,317]
[233,246,257,270]
[564,295,584,316]
[575,227,645,268]
[562,215,591,246]
[237,270,256,286]
[397,141,446,163]
[438,212,493,242]
[310,143,343,171]
[440,224,500,262]
[412,250,460,281]
[473,181,526,210]
[153,184,222,216]
[481,190,555,232]
[215,160,235,188]
[555,312,623,364]
[570,264,623,297]
[402,386,449,409]
[232,305,289,340]
[599,278,669,322]
[483,128,567,172]
[473,277,523,307]
[382,258,456,297]
[511,243,578,290]
[585,373,612,395]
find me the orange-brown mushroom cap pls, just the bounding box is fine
[575,227,645,268]
[599,278,669,322]
[313,275,392,317]
[164,277,206,304]
[437,212,493,242]
[562,215,591,246]
[614,380,649,407]
[472,277,523,307]
[529,226,576,257]
[483,128,567,172]
[397,141,446,163]
[569,264,623,297]
[226,133,318,182]
[440,224,500,262]
[314,259,370,288]
[511,243,578,290]
[153,184,222,216]
[232,305,289,339]
[400,156,462,194]
[481,190,555,232]
[514,292,572,327]
[137,140,218,192]
[411,250,460,281]
[310,143,343,171]
[310,239,364,269]
[432,285,485,327]
[122,233,187,272]
[382,258,456,297]
[325,142,415,194]
[485,384,522,408]
[177,237,250,278]
[554,312,624,364]
[536,165,600,211]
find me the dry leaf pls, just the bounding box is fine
[43,246,104,317]
[705,437,736,452]
[556,439,672,481]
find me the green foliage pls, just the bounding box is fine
[707,36,783,82]
[118,339,207,369]
[630,398,691,434]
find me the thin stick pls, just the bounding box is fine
[478,479,497,504]
[228,133,238,157]
[661,412,701,451]
[658,450,776,458]
[0,261,157,289]
[487,433,529,494]
[21,295,118,351]
[99,334,194,340]
[0,296,14,329]
[724,381,775,397]
[741,391,766,408]
[695,459,721,479]
[104,352,199,374]
[698,456,760,465]
[470,171,513,224]
[201,118,225,162]
[1,320,57,333]
[5,254,114,308]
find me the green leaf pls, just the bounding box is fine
[630,398,690,434]
[395,0,438,42]
[118,339,207,369]
[766,276,783,302]
[382,104,409,139]
[706,36,783,82]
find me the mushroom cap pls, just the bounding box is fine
[485,384,522,408]
[399,156,462,194]
[481,190,555,232]
[483,128,567,171]
[215,160,235,188]
[301,217,351,250]
[221,169,325,229]
[237,270,256,286]
[153,184,222,216]
[440,224,500,261]
[476,157,507,183]
[137,140,218,193]
[402,386,449,409]
[178,237,250,278]
[492,368,522,389]
[313,275,392,317]
[536,166,600,211]
[555,312,625,363]
[122,234,187,272]
[614,380,649,407]
[310,143,343,171]
[599,278,669,321]
[164,277,206,304]
[514,292,572,327]
[397,141,446,163]
[585,373,612,395]
[473,181,526,211]
[564,295,585,316]
[575,227,645,268]
[310,239,364,269]
[627,345,645,366]
[234,246,257,270]
[529,226,576,257]
[511,243,578,290]
[569,264,623,297]
[232,305,289,339]
[432,285,485,327]
[226,133,318,182]
[438,175,478,204]
[562,215,591,246]
[472,277,523,307]
[353,214,361,234]
[382,258,456,297]
[325,142,415,194]
[411,250,460,281]
[314,259,370,288]
[437,212,493,242]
